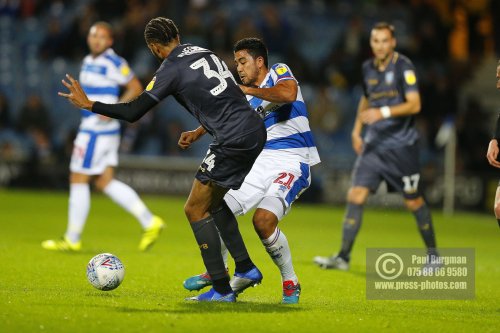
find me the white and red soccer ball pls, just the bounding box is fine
[86,253,125,291]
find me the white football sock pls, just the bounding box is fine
[262,228,298,283]
[65,183,90,243]
[103,180,153,229]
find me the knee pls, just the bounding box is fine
[253,209,277,239]
[494,200,500,218]
[184,202,207,222]
[70,172,90,186]
[184,202,196,222]
[347,187,368,205]
[94,178,108,192]
[405,197,425,212]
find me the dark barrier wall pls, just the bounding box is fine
[0,156,493,212]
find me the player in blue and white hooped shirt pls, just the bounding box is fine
[180,38,320,304]
[42,22,164,252]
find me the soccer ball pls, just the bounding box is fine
[86,253,125,291]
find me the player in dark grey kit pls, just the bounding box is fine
[485,59,500,228]
[314,22,439,270]
[59,17,266,302]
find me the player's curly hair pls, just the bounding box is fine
[144,17,179,45]
[234,38,268,68]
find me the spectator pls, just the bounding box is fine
[16,94,53,161]
[0,93,25,159]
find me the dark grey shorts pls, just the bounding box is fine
[352,143,422,199]
[195,127,266,190]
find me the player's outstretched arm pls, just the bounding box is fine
[59,74,158,123]
[487,139,500,168]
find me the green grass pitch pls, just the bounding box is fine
[0,190,498,332]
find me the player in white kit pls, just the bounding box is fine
[42,22,164,252]
[180,38,320,303]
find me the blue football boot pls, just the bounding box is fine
[183,272,212,291]
[185,288,236,302]
[229,266,263,295]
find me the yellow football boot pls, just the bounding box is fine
[138,215,165,251]
[41,236,82,251]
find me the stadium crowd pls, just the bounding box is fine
[0,0,499,186]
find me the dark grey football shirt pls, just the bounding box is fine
[362,52,420,150]
[145,44,263,144]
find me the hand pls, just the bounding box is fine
[238,84,250,95]
[58,74,94,110]
[359,108,383,125]
[178,130,200,149]
[352,133,364,155]
[486,139,500,168]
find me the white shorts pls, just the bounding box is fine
[70,129,120,175]
[224,152,311,220]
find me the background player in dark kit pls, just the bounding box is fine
[314,22,439,270]
[485,59,500,228]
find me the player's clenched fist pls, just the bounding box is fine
[178,126,207,149]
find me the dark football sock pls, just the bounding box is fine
[212,276,232,295]
[497,219,500,228]
[212,201,254,273]
[412,204,437,254]
[338,203,364,261]
[190,215,230,293]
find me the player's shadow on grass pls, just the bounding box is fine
[86,292,123,298]
[116,302,303,314]
[347,270,368,278]
[332,270,414,281]
[310,263,367,279]
[34,299,302,314]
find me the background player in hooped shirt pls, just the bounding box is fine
[179,38,320,304]
[59,17,266,302]
[42,22,164,252]
[314,22,439,270]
